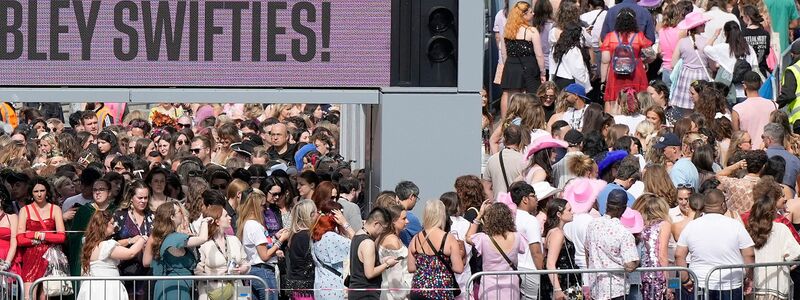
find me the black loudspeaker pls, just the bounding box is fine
[391,0,458,87]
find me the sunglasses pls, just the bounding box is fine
[176,140,187,146]
[677,183,693,189]
[191,148,203,154]
[178,123,192,128]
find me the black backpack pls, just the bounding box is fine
[731,57,750,84]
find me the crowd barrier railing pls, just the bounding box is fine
[466,266,700,300]
[29,275,267,300]
[703,261,800,300]
[0,270,24,300]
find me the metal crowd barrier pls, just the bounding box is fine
[29,275,267,300]
[0,270,23,300]
[703,261,800,300]
[466,266,700,300]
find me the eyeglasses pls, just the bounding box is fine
[191,148,203,154]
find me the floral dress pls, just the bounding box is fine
[114,209,154,300]
[641,220,668,299]
[312,231,350,299]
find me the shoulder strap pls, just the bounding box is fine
[691,38,713,81]
[488,234,517,270]
[590,9,604,27]
[29,204,48,229]
[314,252,342,277]
[422,230,457,276]
[498,150,511,190]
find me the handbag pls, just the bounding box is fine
[561,239,584,300]
[422,230,461,297]
[42,246,73,297]
[207,282,235,300]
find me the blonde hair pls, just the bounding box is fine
[122,110,146,126]
[568,154,596,177]
[39,133,61,157]
[244,104,264,120]
[504,1,531,39]
[632,193,672,223]
[290,199,317,235]
[236,189,266,240]
[422,199,446,230]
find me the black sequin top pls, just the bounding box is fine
[505,39,534,57]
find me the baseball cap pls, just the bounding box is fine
[654,133,681,149]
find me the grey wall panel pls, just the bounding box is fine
[373,92,481,215]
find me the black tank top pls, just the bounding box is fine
[348,233,381,299]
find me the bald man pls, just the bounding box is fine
[267,123,300,165]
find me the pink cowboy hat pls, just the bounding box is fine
[620,208,645,234]
[563,178,607,214]
[677,11,711,30]
[527,136,568,159]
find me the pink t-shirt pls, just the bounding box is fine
[733,97,777,148]
[659,27,681,70]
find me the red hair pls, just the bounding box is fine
[312,215,338,241]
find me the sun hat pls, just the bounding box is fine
[620,208,645,233]
[563,178,607,214]
[677,11,711,30]
[564,83,590,101]
[597,150,629,176]
[532,182,560,200]
[638,0,663,8]
[526,136,568,159]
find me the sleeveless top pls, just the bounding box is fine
[505,28,534,57]
[349,234,381,299]
[410,231,454,300]
[541,237,582,295]
[640,221,668,300]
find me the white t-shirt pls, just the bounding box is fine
[242,220,270,266]
[703,44,758,74]
[62,194,92,212]
[515,209,542,270]
[563,212,595,269]
[677,213,755,290]
[494,10,507,64]
[580,9,608,48]
[613,114,646,133]
[449,216,473,294]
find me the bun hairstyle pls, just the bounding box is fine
[568,154,596,177]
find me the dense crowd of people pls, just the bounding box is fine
[1,0,800,299]
[476,0,800,298]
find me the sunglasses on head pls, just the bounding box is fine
[677,183,693,189]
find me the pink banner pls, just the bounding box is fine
[0,0,391,87]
